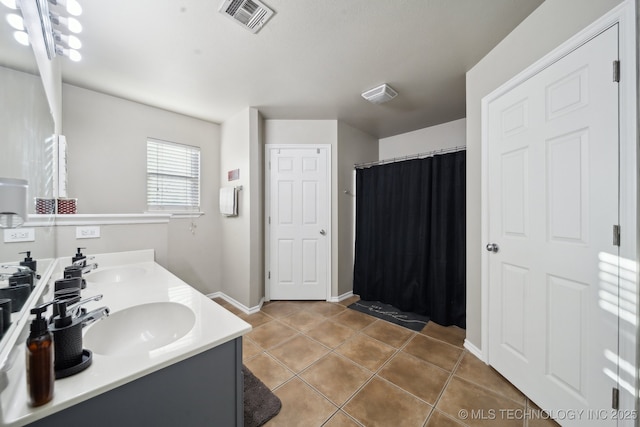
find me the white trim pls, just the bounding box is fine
[328,291,354,303]
[464,339,486,364]
[52,213,172,226]
[264,144,332,301]
[207,292,264,315]
[480,0,636,419]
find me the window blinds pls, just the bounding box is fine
[147,138,200,210]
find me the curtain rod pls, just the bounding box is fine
[354,145,466,169]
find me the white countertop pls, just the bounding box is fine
[0,249,251,426]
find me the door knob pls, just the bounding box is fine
[486,243,499,253]
[319,229,326,236]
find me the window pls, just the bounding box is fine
[147,138,200,211]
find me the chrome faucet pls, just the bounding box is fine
[72,256,99,272]
[0,264,33,280]
[81,306,110,327]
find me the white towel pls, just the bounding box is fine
[219,187,237,216]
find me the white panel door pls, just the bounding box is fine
[487,26,619,425]
[268,146,330,300]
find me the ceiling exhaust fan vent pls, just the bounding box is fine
[361,84,398,104]
[219,0,275,34]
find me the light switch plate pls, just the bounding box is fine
[76,226,101,239]
[4,228,35,243]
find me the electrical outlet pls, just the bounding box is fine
[3,228,35,243]
[76,226,101,239]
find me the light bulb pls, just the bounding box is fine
[54,30,82,49]
[65,0,81,16]
[13,30,29,46]
[6,13,23,30]
[66,34,81,49]
[66,16,81,33]
[50,12,82,33]
[56,45,82,61]
[68,48,81,61]
[0,0,18,10]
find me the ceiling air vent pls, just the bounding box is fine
[219,0,275,34]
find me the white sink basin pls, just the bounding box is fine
[85,266,147,283]
[84,302,196,356]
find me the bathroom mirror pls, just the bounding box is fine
[0,12,57,355]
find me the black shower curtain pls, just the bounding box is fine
[353,151,466,328]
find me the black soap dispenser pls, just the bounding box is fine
[72,248,86,267]
[19,251,37,275]
[26,303,54,407]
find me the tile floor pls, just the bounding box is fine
[213,296,560,427]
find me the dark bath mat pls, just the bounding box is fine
[243,365,282,427]
[348,300,429,331]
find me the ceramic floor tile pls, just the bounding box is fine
[240,311,273,328]
[280,310,327,332]
[245,320,298,350]
[300,353,373,406]
[343,377,432,427]
[261,301,302,318]
[526,400,561,427]
[426,410,468,427]
[322,410,363,427]
[306,320,357,348]
[268,334,329,373]
[244,353,294,391]
[332,309,377,331]
[305,301,347,317]
[436,376,524,427]
[403,334,463,372]
[378,351,450,405]
[265,378,337,427]
[242,337,262,361]
[336,334,396,372]
[361,320,415,348]
[454,352,525,404]
[420,321,466,348]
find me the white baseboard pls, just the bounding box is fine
[207,292,263,315]
[464,339,487,363]
[328,291,354,303]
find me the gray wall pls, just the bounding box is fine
[219,107,264,308]
[379,118,466,160]
[465,0,624,350]
[337,122,378,296]
[61,84,222,295]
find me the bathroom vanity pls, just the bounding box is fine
[0,250,251,426]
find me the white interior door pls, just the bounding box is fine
[268,145,330,300]
[487,25,619,424]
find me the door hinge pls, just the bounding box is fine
[613,224,620,246]
[268,161,271,170]
[612,387,619,410]
[613,60,620,82]
[268,271,271,279]
[268,216,271,225]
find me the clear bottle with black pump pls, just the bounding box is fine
[26,303,54,407]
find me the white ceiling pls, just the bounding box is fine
[2,0,545,139]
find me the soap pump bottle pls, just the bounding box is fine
[72,248,86,267]
[26,302,54,407]
[19,251,37,275]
